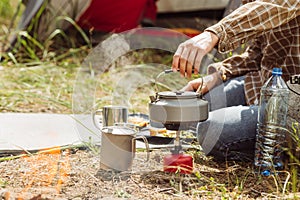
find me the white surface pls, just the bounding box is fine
[0,113,190,152]
[157,0,229,13]
[0,113,100,152]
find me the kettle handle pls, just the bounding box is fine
[132,136,150,162]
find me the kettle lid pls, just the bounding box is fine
[157,91,200,99]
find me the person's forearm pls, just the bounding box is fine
[207,0,300,53]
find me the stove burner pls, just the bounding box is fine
[163,121,198,131]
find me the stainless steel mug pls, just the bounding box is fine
[93,105,128,129]
[100,126,149,171]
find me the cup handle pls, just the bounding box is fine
[92,109,102,130]
[132,136,150,162]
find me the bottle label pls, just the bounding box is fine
[290,75,300,84]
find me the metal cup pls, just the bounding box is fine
[100,126,149,171]
[93,105,128,129]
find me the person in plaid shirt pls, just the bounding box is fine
[172,0,300,160]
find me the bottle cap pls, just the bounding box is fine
[272,68,282,75]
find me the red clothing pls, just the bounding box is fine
[77,0,157,33]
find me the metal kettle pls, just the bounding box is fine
[149,91,208,130]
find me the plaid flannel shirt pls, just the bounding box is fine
[205,0,300,105]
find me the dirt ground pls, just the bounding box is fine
[1,145,298,200]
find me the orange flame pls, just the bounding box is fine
[17,147,71,199]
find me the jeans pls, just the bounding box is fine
[197,76,258,161]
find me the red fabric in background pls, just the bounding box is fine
[143,0,157,23]
[77,0,157,33]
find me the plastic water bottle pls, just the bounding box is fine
[254,68,290,176]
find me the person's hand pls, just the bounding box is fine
[172,31,219,78]
[181,72,223,94]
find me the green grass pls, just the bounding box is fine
[0,0,13,20]
[0,60,78,113]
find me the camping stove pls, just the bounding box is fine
[149,90,209,174]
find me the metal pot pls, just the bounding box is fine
[100,126,149,171]
[149,91,208,130]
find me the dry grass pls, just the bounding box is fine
[1,148,299,199]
